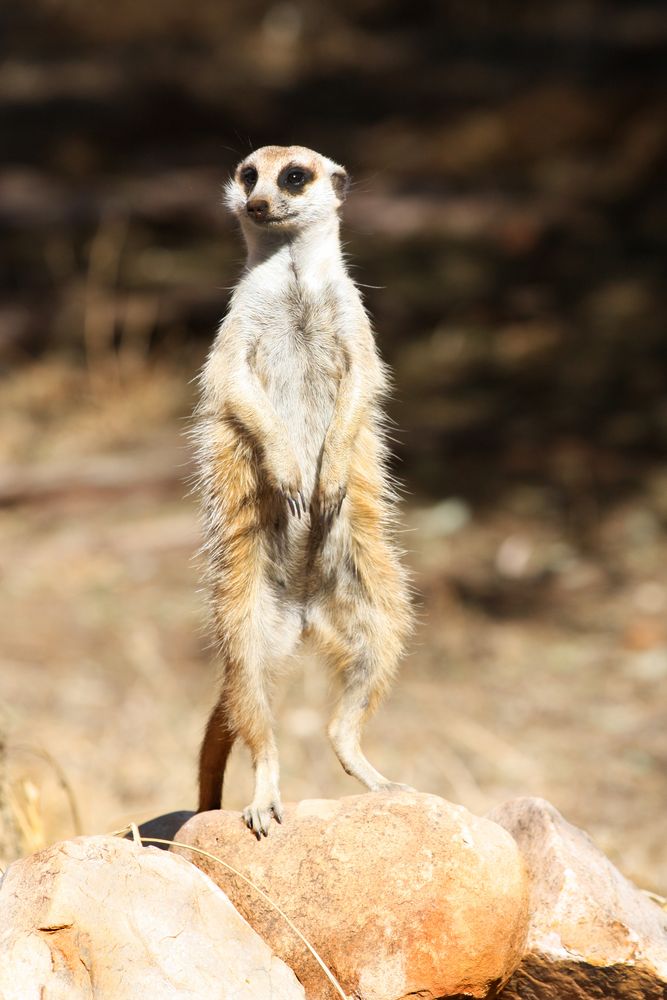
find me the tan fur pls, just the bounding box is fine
[194,145,413,834]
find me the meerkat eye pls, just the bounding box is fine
[240,166,258,190]
[286,169,306,187]
[278,166,313,193]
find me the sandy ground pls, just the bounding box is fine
[1,362,666,894]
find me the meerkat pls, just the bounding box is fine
[194,144,413,836]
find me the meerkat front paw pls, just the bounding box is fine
[279,484,307,518]
[315,469,348,524]
[267,452,307,518]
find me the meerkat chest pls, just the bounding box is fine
[253,282,346,409]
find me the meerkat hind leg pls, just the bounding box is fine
[228,669,284,837]
[328,667,414,794]
[197,680,283,829]
[200,650,285,834]
[243,726,283,837]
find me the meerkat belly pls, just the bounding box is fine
[257,333,340,495]
[255,325,340,606]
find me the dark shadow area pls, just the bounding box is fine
[131,810,196,849]
[499,955,666,999]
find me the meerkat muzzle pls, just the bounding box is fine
[246,198,269,221]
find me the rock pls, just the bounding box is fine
[0,835,304,1000]
[488,797,667,999]
[171,791,530,1000]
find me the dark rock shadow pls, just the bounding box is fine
[124,810,196,850]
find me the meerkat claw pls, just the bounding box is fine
[279,486,303,518]
[243,805,265,837]
[284,493,299,517]
[317,487,346,526]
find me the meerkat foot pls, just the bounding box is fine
[372,780,416,794]
[243,797,284,838]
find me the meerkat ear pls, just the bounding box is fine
[331,168,350,202]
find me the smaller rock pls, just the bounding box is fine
[489,797,667,999]
[0,835,304,1000]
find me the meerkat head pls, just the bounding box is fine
[225,145,349,240]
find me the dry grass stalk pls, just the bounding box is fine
[6,779,46,856]
[12,745,83,839]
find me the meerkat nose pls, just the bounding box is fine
[246,198,269,221]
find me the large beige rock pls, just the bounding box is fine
[0,835,304,1000]
[171,791,530,1000]
[489,797,667,999]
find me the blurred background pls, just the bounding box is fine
[1,1,666,890]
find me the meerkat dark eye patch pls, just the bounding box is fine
[278,165,313,193]
[240,166,258,191]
